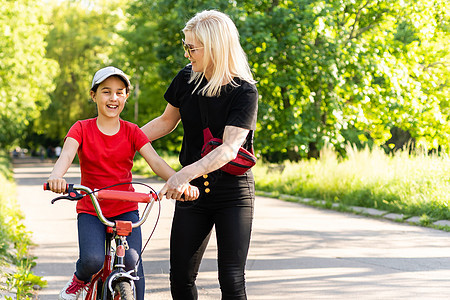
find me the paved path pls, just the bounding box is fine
[13,158,450,299]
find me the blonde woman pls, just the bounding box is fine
[141,10,258,299]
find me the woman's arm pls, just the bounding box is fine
[47,137,79,193]
[140,103,181,141]
[160,125,249,200]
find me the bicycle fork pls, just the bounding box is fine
[103,222,138,299]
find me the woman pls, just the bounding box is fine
[141,10,258,299]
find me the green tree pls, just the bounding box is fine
[38,0,448,161]
[0,0,57,148]
[35,0,129,145]
[392,0,450,150]
[239,0,449,160]
[119,0,167,127]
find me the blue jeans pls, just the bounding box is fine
[170,171,255,300]
[75,211,144,299]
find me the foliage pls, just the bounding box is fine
[0,151,45,298]
[5,261,46,299]
[253,145,450,220]
[237,0,450,160]
[4,0,450,161]
[32,0,130,148]
[0,0,57,149]
[120,0,449,161]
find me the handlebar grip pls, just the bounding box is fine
[43,182,69,192]
[97,190,158,203]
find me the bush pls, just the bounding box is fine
[0,151,46,299]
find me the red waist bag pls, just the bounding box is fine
[201,128,257,175]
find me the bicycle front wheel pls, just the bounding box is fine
[113,281,135,300]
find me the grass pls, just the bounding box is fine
[253,145,450,222]
[0,151,46,299]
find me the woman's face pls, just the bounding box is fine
[90,76,128,119]
[183,32,212,78]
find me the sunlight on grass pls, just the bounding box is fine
[254,145,450,220]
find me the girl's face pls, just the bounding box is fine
[184,32,213,79]
[90,76,128,119]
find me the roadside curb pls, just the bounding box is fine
[256,191,450,231]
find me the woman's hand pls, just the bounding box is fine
[162,183,198,201]
[159,169,195,200]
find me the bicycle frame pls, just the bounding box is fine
[44,183,158,300]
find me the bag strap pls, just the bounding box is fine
[198,98,254,152]
[202,128,214,144]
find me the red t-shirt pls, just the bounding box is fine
[66,118,149,217]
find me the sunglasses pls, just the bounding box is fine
[182,39,204,58]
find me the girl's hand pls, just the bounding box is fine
[47,177,67,194]
[182,184,200,201]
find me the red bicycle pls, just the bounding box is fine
[44,182,159,300]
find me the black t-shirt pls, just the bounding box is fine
[164,65,258,167]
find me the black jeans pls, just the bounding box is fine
[170,171,255,300]
[76,211,145,300]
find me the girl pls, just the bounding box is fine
[47,66,198,300]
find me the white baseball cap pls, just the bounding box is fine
[91,66,131,90]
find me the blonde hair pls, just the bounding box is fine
[183,10,256,97]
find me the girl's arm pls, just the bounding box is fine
[47,137,79,193]
[140,103,181,141]
[160,125,249,200]
[139,143,175,181]
[138,143,199,201]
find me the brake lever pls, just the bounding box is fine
[51,195,79,204]
[50,184,84,204]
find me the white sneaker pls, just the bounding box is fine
[59,274,89,300]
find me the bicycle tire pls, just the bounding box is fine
[113,281,134,300]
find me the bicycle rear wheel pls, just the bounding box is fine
[113,281,134,300]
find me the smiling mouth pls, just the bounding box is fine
[107,104,118,109]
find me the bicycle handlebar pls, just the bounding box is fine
[43,183,158,228]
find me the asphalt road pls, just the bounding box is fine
[13,157,450,299]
